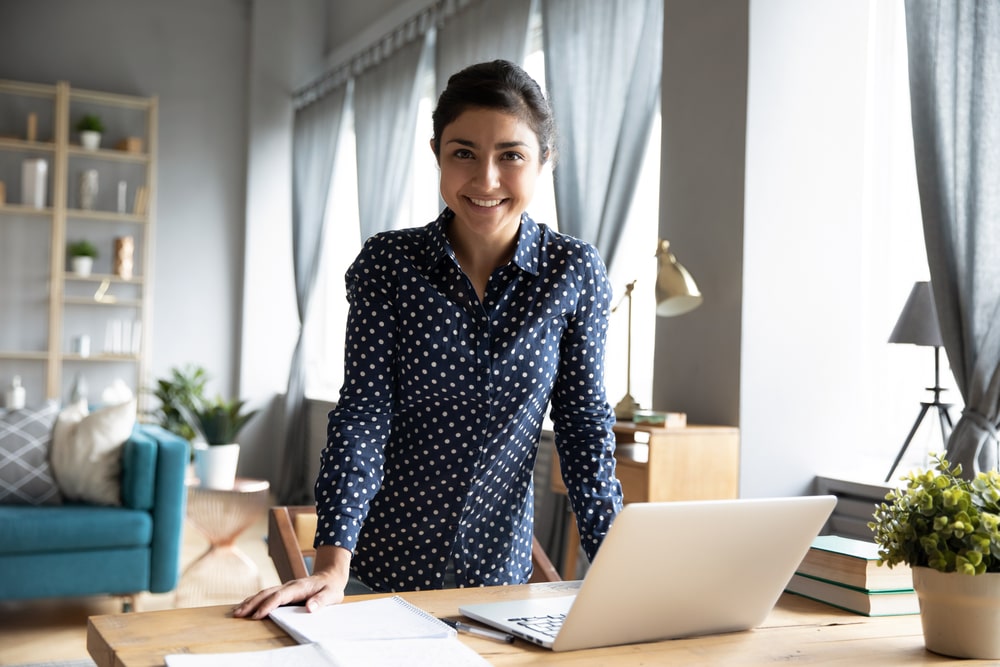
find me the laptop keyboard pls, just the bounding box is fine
[509,613,566,638]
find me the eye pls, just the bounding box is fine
[453,148,474,159]
[501,151,525,161]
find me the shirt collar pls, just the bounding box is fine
[422,209,541,276]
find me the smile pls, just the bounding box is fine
[468,197,504,208]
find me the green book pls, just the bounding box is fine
[786,573,919,616]
[795,535,912,592]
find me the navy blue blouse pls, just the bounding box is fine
[316,209,623,591]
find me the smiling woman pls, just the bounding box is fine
[234,59,624,620]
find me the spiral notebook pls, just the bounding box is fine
[167,597,488,666]
[268,595,456,643]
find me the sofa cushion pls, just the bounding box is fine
[0,504,153,555]
[51,399,137,506]
[0,403,62,505]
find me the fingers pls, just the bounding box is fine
[233,581,312,620]
[232,576,346,620]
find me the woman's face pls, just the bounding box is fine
[434,107,544,245]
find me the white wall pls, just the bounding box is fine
[741,0,872,496]
[659,0,935,497]
[0,0,249,400]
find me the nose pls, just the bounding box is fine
[473,158,501,190]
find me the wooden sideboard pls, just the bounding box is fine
[551,421,740,577]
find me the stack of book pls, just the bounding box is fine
[785,534,919,616]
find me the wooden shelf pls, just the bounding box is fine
[64,273,144,285]
[0,351,49,361]
[0,203,54,217]
[63,296,142,308]
[0,137,56,154]
[66,209,147,224]
[63,353,140,363]
[67,145,150,164]
[0,79,156,402]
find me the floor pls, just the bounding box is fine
[0,508,280,666]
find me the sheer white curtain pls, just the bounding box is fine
[905,0,1000,474]
[277,83,350,504]
[434,0,534,97]
[355,34,432,239]
[540,0,662,270]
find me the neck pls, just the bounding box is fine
[447,222,518,301]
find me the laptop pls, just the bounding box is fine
[459,495,836,651]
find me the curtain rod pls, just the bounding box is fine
[295,0,482,109]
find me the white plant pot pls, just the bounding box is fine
[193,442,241,489]
[912,566,1000,659]
[71,256,94,276]
[80,130,101,151]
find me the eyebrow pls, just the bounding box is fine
[447,138,531,150]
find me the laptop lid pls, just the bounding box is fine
[460,495,837,651]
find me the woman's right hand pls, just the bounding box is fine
[233,545,352,620]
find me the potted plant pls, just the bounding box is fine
[869,454,1000,659]
[149,365,209,442]
[68,239,98,276]
[185,395,259,489]
[76,113,104,150]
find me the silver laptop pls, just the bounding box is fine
[460,495,836,651]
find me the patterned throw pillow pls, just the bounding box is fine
[0,402,62,505]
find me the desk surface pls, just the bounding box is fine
[88,583,975,666]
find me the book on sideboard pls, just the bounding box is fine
[796,534,912,591]
[785,573,919,616]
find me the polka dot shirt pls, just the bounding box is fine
[316,209,623,592]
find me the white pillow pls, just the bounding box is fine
[50,399,137,506]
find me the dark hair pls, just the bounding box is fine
[431,59,555,164]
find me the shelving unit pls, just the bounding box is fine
[0,79,156,407]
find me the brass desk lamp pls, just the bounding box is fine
[613,240,702,421]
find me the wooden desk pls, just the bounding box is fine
[88,583,975,665]
[552,422,740,576]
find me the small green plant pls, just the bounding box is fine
[150,365,209,441]
[67,239,98,258]
[76,113,104,133]
[185,396,259,445]
[869,453,1000,575]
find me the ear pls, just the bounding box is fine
[429,137,440,164]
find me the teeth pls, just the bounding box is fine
[470,197,502,207]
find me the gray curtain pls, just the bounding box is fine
[276,84,350,504]
[355,33,432,240]
[540,0,662,270]
[434,0,534,98]
[905,0,1000,475]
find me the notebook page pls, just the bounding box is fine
[269,596,456,643]
[165,642,333,667]
[320,638,492,667]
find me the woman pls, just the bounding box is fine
[236,60,622,619]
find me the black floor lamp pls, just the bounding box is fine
[885,281,954,482]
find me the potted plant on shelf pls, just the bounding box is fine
[67,239,98,276]
[869,454,1000,659]
[76,113,104,150]
[184,395,259,489]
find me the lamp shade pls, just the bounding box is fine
[655,239,702,317]
[888,281,944,347]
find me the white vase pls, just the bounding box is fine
[71,256,94,276]
[912,566,1000,659]
[192,442,241,489]
[80,130,101,151]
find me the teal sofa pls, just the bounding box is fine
[0,424,189,610]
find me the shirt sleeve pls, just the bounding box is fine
[314,236,397,552]
[549,243,624,561]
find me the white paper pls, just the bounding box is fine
[165,642,334,667]
[269,596,455,644]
